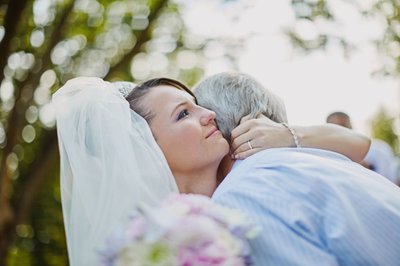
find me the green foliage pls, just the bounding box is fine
[292,0,333,20]
[288,0,400,75]
[0,0,241,264]
[288,0,400,155]
[286,30,328,52]
[370,108,399,155]
[7,172,67,266]
[288,0,332,52]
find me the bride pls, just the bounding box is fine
[53,76,370,265]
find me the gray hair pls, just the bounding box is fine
[193,72,287,140]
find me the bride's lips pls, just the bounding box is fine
[206,127,220,138]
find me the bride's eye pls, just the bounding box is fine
[177,109,189,120]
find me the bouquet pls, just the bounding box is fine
[101,194,260,266]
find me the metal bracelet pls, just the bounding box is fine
[281,122,300,148]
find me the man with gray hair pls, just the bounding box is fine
[194,72,287,140]
[194,72,400,265]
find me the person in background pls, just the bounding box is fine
[327,111,399,185]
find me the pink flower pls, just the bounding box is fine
[101,193,259,266]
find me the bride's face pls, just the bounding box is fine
[141,85,229,176]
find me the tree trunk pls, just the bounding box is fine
[0,190,14,264]
[0,0,171,263]
[0,0,29,83]
[0,132,58,264]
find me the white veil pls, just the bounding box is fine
[52,77,178,265]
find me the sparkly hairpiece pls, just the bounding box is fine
[112,81,137,97]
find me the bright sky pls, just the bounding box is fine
[179,0,400,136]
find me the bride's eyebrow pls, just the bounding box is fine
[170,101,189,117]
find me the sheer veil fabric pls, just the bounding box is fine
[52,77,178,265]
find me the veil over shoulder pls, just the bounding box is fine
[52,77,178,265]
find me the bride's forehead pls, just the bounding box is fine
[150,85,194,101]
[173,89,195,101]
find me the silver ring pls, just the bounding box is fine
[247,140,253,150]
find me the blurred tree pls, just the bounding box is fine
[288,0,400,76]
[0,0,243,264]
[288,0,400,153]
[370,107,399,154]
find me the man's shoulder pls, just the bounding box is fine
[223,147,351,180]
[212,149,292,201]
[212,147,356,201]
[237,147,351,168]
[212,165,259,200]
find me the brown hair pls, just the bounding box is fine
[125,78,196,124]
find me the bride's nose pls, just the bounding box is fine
[199,107,216,125]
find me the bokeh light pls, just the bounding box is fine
[22,125,36,143]
[30,29,45,48]
[0,79,14,102]
[39,103,56,128]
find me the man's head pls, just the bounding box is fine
[326,111,352,129]
[193,72,288,140]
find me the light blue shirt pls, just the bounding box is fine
[212,148,400,265]
[364,139,399,183]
